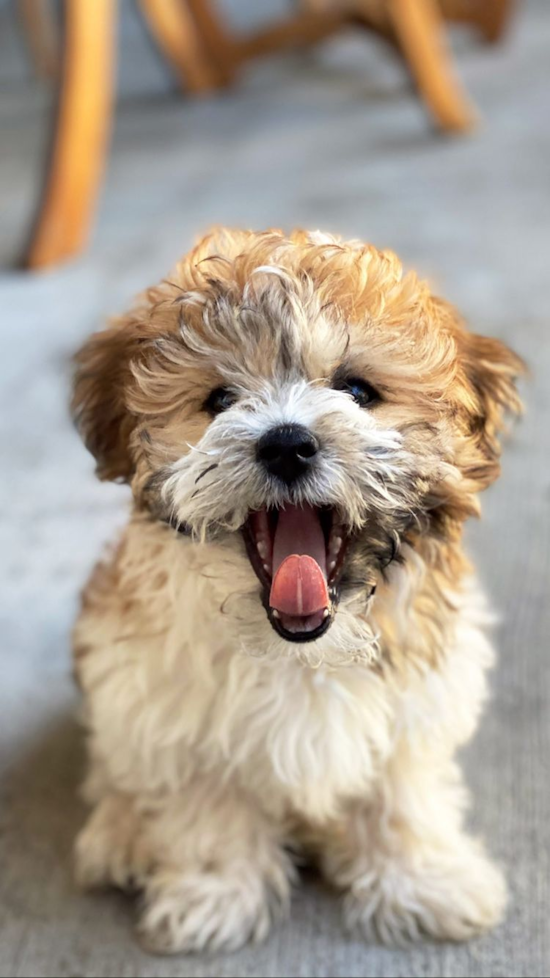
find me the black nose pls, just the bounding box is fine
[257,424,319,485]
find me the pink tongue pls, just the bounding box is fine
[269,505,328,616]
[270,555,328,617]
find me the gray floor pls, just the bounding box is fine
[1,2,549,976]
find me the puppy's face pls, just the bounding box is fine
[73,229,522,653]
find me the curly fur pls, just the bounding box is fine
[71,228,523,954]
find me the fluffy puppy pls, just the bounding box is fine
[72,228,523,954]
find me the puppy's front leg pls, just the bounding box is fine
[77,776,293,955]
[318,741,506,944]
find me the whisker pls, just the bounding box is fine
[185,442,219,456]
[194,463,219,485]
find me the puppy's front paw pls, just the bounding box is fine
[137,865,287,955]
[345,843,507,944]
[75,795,154,892]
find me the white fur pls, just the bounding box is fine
[74,516,505,953]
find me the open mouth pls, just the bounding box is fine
[242,504,350,642]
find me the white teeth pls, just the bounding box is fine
[328,559,336,572]
[272,609,281,619]
[322,609,330,618]
[329,535,342,554]
[263,563,270,573]
[257,541,267,558]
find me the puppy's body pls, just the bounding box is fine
[72,229,521,953]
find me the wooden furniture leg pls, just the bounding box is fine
[22,0,115,270]
[17,0,59,79]
[187,0,346,66]
[187,0,478,134]
[440,0,516,43]
[139,0,223,94]
[186,0,237,85]
[387,0,477,132]
[233,8,346,61]
[301,0,478,132]
[478,0,515,42]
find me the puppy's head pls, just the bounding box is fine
[73,228,523,653]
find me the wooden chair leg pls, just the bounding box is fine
[186,0,237,86]
[387,0,477,132]
[185,0,346,76]
[439,0,516,43]
[22,0,115,270]
[231,9,346,62]
[474,0,516,43]
[17,0,59,79]
[139,0,222,94]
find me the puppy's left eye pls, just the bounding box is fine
[333,376,380,408]
[204,387,237,415]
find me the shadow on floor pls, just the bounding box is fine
[2,714,101,922]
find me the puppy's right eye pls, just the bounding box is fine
[204,387,237,415]
[333,376,380,408]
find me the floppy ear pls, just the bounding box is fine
[71,315,149,482]
[458,329,525,488]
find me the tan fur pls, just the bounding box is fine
[71,228,522,953]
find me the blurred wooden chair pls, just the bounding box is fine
[19,0,515,271]
[21,0,222,271]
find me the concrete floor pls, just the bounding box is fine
[0,2,549,976]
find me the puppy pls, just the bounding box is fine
[72,228,523,954]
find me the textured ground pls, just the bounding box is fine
[0,2,549,976]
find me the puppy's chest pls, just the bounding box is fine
[142,542,395,816]
[222,661,395,820]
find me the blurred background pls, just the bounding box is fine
[0,2,548,977]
